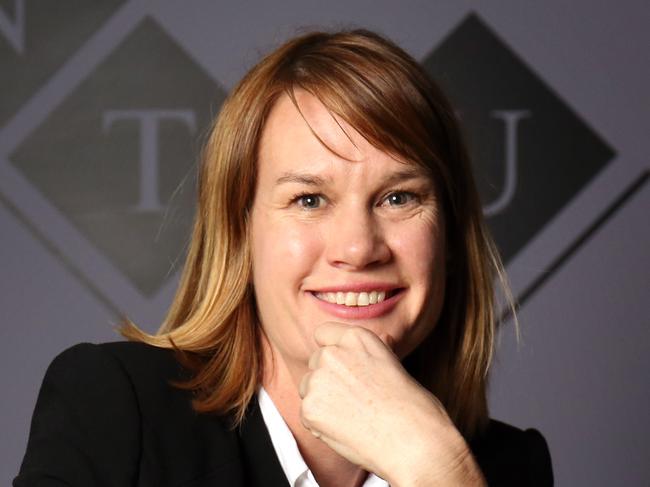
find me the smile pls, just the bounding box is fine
[308,287,404,320]
[313,290,397,307]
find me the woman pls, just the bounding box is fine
[15,30,553,486]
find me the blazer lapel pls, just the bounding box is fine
[238,396,291,487]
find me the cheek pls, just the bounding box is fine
[390,219,445,282]
[251,217,324,360]
[252,219,323,283]
[387,218,446,357]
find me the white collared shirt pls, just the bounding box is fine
[258,387,390,487]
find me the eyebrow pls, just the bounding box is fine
[274,167,429,187]
[275,172,329,186]
[382,168,431,185]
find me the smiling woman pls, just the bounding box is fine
[251,90,446,365]
[15,30,553,487]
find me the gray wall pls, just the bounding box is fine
[1,1,648,485]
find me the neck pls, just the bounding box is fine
[261,338,367,487]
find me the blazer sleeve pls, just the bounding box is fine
[14,343,142,487]
[524,428,554,486]
[471,420,554,487]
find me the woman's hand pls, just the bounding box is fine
[298,322,486,487]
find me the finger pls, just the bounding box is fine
[298,371,311,399]
[379,332,396,351]
[308,348,321,370]
[313,322,354,346]
[309,345,339,370]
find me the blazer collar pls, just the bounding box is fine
[237,395,291,487]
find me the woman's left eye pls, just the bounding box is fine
[382,191,417,207]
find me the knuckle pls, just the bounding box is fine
[308,350,320,370]
[299,372,311,398]
[341,327,363,345]
[340,326,375,349]
[319,345,338,364]
[300,395,320,423]
[309,368,326,388]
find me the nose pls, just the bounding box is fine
[325,206,391,270]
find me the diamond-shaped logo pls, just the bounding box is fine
[422,14,615,263]
[9,17,225,297]
[0,0,127,129]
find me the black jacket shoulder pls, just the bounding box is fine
[15,341,553,486]
[471,418,554,486]
[15,342,241,487]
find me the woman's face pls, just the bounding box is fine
[250,91,446,371]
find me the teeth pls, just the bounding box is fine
[315,290,390,307]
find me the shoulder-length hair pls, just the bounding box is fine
[123,29,512,440]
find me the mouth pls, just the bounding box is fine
[307,286,405,320]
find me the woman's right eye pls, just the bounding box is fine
[294,193,325,210]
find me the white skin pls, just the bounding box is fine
[250,90,485,487]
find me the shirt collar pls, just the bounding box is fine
[258,386,309,486]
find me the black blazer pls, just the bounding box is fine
[14,342,553,486]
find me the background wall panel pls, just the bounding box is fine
[1,1,648,485]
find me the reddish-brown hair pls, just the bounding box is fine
[123,29,511,440]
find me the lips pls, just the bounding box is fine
[308,286,405,319]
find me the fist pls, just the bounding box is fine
[298,322,469,483]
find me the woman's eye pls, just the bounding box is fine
[295,194,324,209]
[383,191,417,207]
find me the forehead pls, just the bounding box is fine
[262,90,364,161]
[258,90,426,180]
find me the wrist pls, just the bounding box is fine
[435,450,487,487]
[387,431,486,487]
